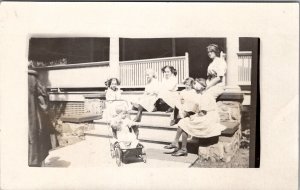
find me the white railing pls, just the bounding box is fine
[237,51,252,85]
[119,53,189,87]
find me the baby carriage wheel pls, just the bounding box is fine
[110,144,115,158]
[115,147,122,167]
[141,153,147,163]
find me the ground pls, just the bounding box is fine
[45,134,249,168]
[191,148,249,168]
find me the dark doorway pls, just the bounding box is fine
[175,38,226,78]
[28,37,110,64]
[119,38,226,79]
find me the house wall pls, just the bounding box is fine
[39,66,110,88]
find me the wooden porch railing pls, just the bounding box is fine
[237,51,252,85]
[119,53,189,87]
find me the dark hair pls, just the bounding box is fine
[207,44,221,57]
[183,77,194,86]
[161,66,177,76]
[194,78,207,88]
[105,78,120,87]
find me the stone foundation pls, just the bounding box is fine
[198,100,242,162]
[55,121,95,147]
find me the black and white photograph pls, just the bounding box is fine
[0,2,298,190]
[27,37,258,168]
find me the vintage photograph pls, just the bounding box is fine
[28,37,258,168]
[1,2,298,189]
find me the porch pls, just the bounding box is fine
[30,37,252,167]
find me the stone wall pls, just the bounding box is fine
[55,120,95,147]
[198,100,243,163]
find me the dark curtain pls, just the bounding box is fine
[28,70,52,167]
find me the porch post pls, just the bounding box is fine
[109,36,120,79]
[226,37,239,86]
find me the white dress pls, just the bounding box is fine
[111,117,139,149]
[136,78,160,112]
[103,88,130,122]
[157,75,179,108]
[175,89,197,112]
[177,93,226,138]
[206,57,227,99]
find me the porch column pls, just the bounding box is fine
[109,36,120,79]
[226,37,239,86]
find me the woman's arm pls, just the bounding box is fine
[205,76,223,90]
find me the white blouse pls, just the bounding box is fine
[160,76,178,92]
[105,88,123,101]
[144,78,160,95]
[207,57,227,86]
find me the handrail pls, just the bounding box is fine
[119,55,186,64]
[237,51,252,56]
[119,53,189,87]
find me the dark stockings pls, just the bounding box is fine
[173,107,179,120]
[134,105,143,122]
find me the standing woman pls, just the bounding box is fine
[205,44,227,99]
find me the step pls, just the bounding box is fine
[95,111,173,128]
[86,123,177,145]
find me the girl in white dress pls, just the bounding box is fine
[164,78,226,156]
[156,66,179,112]
[103,78,130,122]
[205,44,227,99]
[132,69,160,122]
[170,77,197,126]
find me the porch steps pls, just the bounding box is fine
[85,123,177,145]
[97,111,173,128]
[87,111,178,145]
[86,110,240,145]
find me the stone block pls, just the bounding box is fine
[57,123,72,133]
[57,134,83,146]
[219,112,230,121]
[198,130,241,163]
